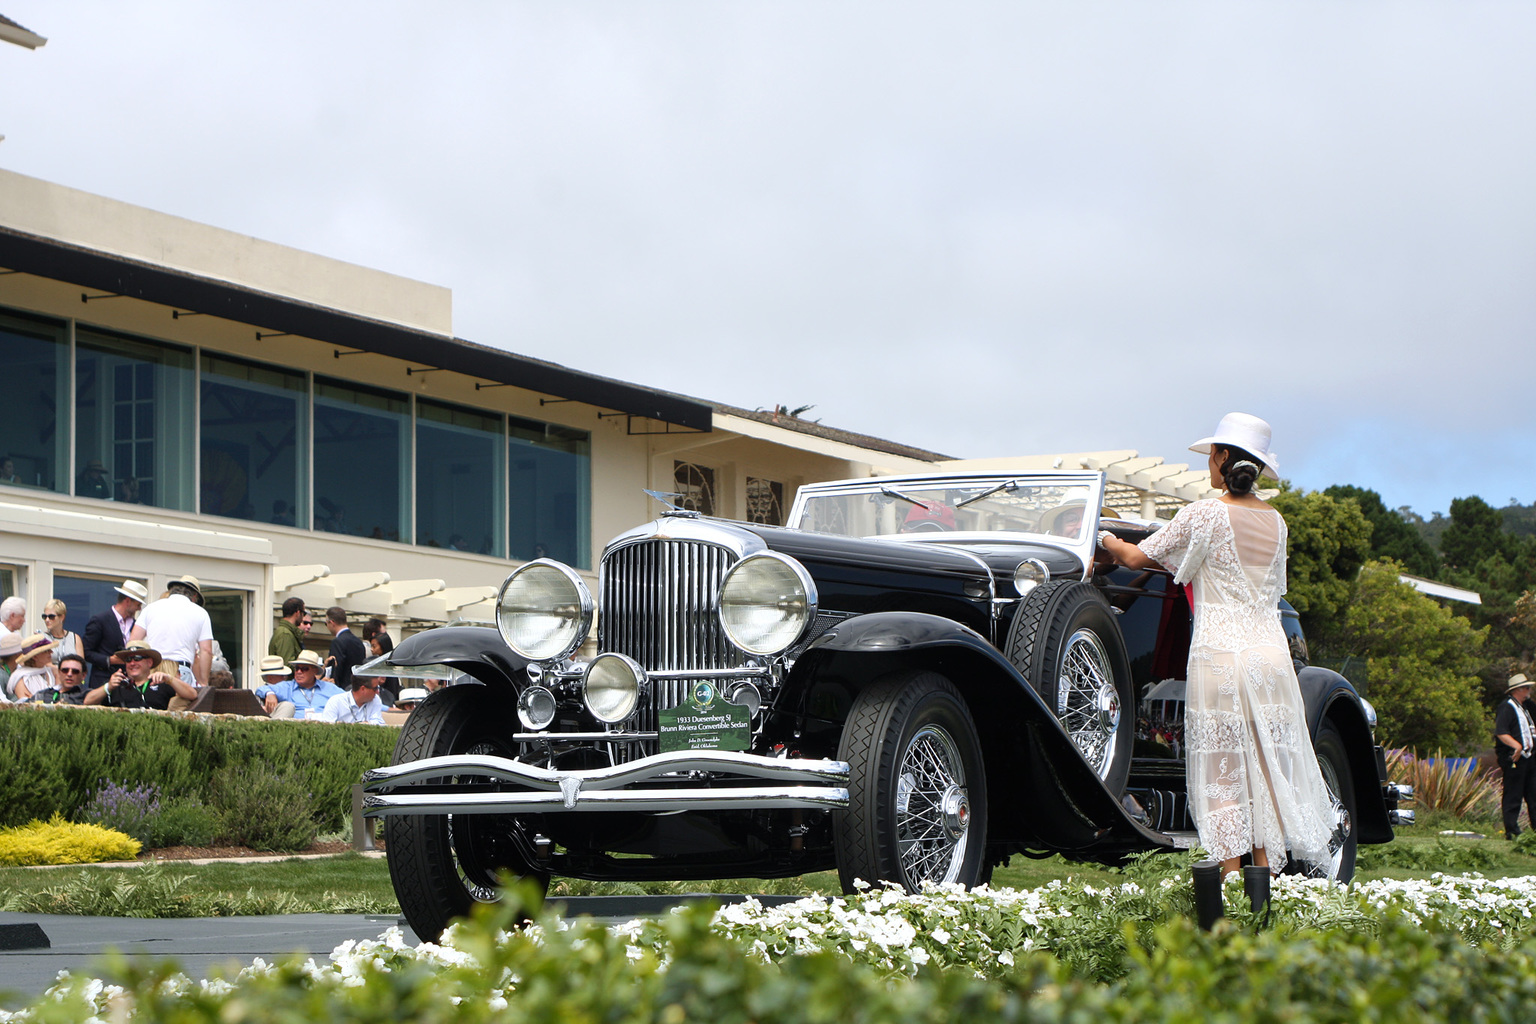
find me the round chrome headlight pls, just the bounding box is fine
[583,653,645,723]
[1014,558,1050,596]
[495,560,593,662]
[1360,697,1378,731]
[717,552,817,656]
[517,685,558,730]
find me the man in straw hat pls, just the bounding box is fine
[254,649,342,720]
[132,575,214,691]
[83,579,149,688]
[81,639,195,710]
[1496,673,1536,840]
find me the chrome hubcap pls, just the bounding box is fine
[1056,628,1121,780]
[895,724,969,885]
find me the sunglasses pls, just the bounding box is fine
[41,613,59,620]
[126,654,155,662]
[59,667,84,676]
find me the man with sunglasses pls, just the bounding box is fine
[267,597,306,664]
[51,653,91,704]
[82,640,197,710]
[315,675,387,725]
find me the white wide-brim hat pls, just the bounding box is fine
[115,579,150,604]
[1189,412,1280,479]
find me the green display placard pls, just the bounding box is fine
[657,700,752,753]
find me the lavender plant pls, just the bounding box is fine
[79,780,163,845]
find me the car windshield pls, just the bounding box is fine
[794,477,1100,543]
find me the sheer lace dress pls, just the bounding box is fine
[1139,499,1333,869]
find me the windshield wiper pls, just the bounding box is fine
[954,479,1019,509]
[877,485,930,508]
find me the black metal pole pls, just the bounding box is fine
[1243,864,1271,916]
[1192,859,1224,930]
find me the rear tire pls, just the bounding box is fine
[1308,720,1358,882]
[834,670,989,892]
[1004,581,1134,795]
[384,685,549,940]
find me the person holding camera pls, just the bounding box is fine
[82,640,195,710]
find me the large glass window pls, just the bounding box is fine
[312,377,410,541]
[200,354,308,525]
[50,573,123,686]
[509,417,590,568]
[0,308,69,494]
[75,329,195,510]
[202,587,247,687]
[416,400,505,556]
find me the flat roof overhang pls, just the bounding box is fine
[0,226,712,431]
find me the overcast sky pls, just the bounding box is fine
[3,3,1533,517]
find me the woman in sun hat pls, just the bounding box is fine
[9,633,61,701]
[1099,413,1336,878]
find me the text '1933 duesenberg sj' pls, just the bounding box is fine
[363,470,1410,939]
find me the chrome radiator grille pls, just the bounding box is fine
[599,538,747,751]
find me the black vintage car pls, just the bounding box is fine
[364,470,1409,939]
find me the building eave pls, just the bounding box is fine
[0,226,712,431]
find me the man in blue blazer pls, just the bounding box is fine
[82,580,148,687]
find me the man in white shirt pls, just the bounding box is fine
[316,675,386,725]
[131,575,214,692]
[1496,673,1536,840]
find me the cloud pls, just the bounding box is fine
[3,1,1533,515]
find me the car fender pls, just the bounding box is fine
[788,611,1172,859]
[1298,665,1393,845]
[388,625,528,691]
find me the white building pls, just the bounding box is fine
[0,170,966,684]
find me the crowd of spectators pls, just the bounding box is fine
[0,584,417,726]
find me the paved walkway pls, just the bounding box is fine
[0,910,415,1002]
[0,893,800,1002]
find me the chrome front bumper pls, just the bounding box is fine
[361,750,851,816]
[1385,782,1415,827]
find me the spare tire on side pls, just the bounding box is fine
[1004,580,1135,796]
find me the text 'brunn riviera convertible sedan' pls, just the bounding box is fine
[363,470,1411,939]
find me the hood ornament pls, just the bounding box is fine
[644,489,701,518]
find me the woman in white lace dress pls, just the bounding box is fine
[1100,413,1333,876]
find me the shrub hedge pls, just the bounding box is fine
[17,892,1536,1023]
[0,815,140,867]
[0,705,397,833]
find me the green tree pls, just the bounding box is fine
[1323,484,1441,578]
[1440,496,1512,571]
[1346,560,1488,753]
[1269,486,1373,647]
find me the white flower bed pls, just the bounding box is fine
[7,872,1536,1021]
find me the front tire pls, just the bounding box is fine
[834,670,989,892]
[384,684,549,940]
[1005,581,1135,795]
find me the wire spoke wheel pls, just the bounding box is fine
[1005,581,1135,794]
[895,725,971,884]
[835,670,988,893]
[384,685,550,940]
[1055,628,1122,778]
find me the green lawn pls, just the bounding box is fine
[1,819,1529,917]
